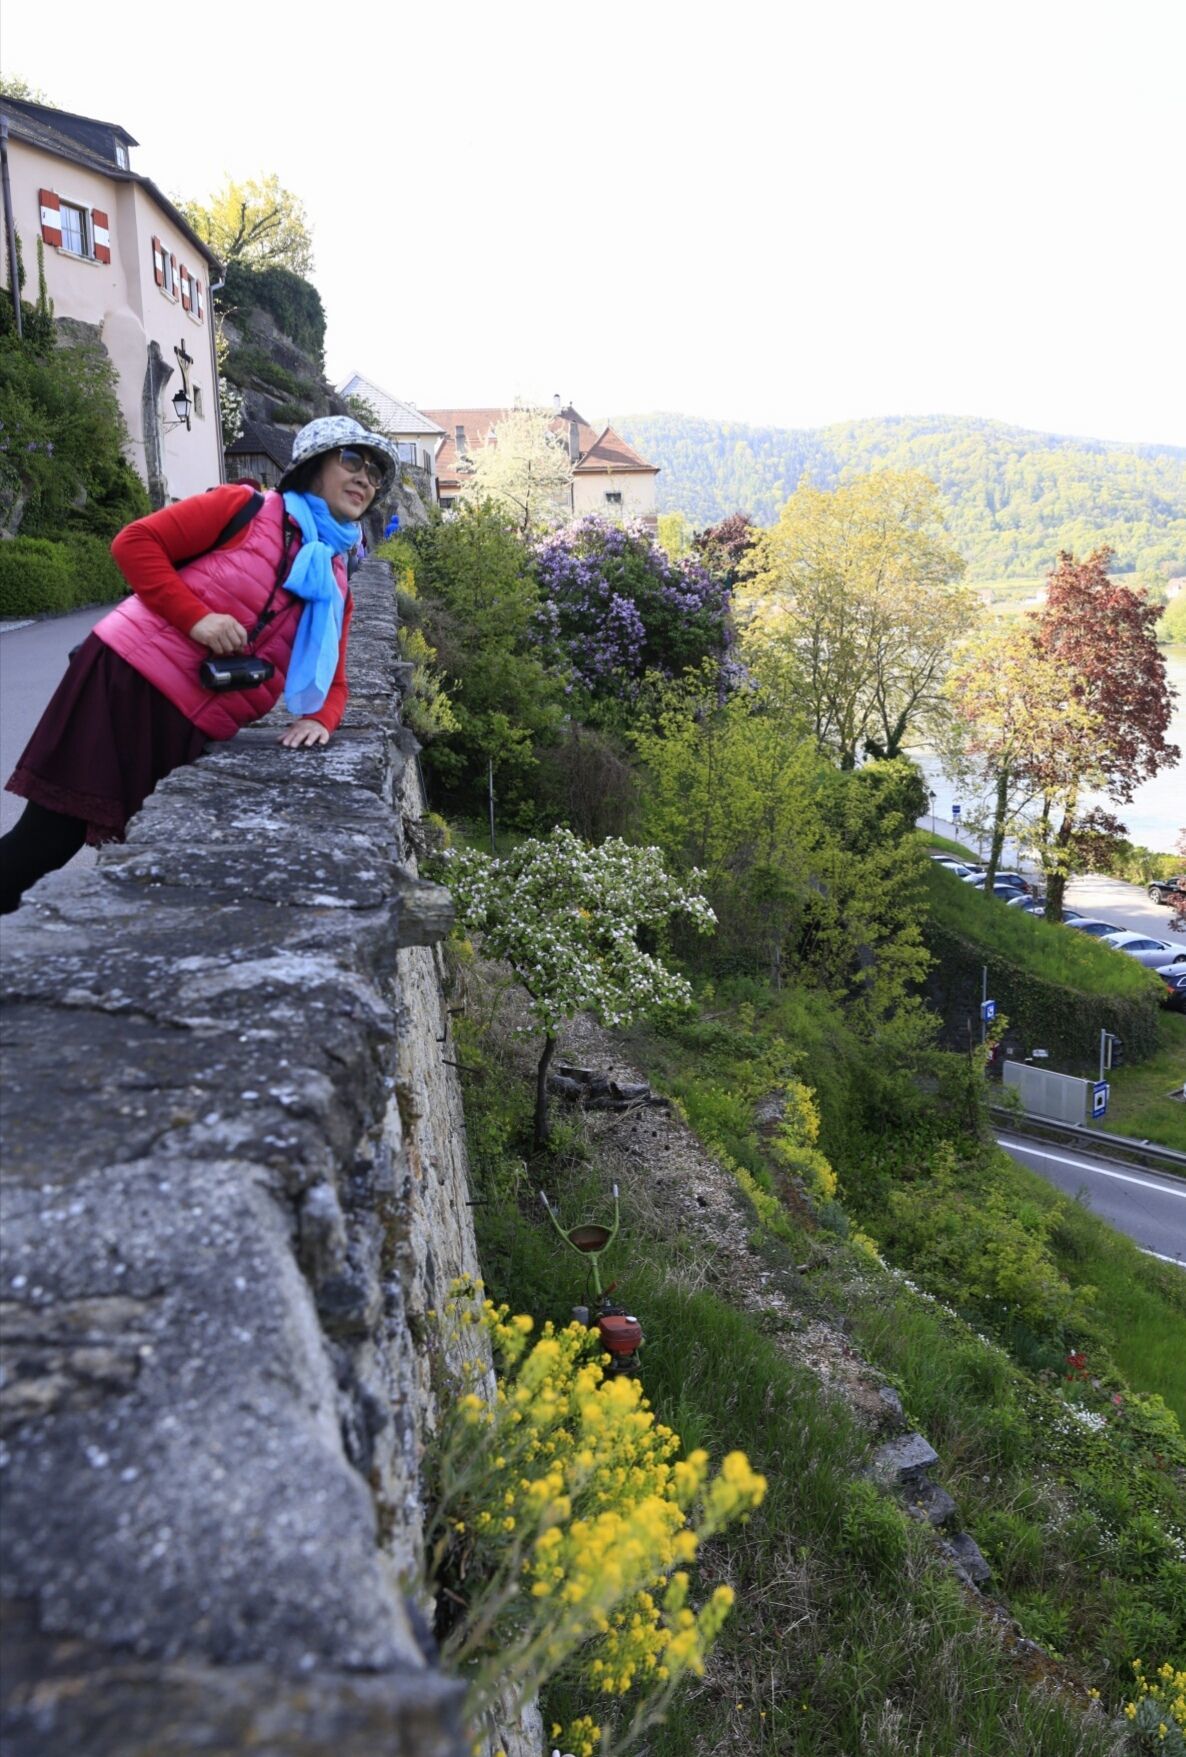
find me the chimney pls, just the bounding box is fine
[568,419,581,463]
[552,393,562,414]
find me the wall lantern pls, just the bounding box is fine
[164,339,196,432]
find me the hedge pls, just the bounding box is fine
[925,917,1163,1069]
[0,534,127,618]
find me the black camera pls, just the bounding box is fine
[198,655,276,692]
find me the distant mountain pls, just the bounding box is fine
[612,412,1186,587]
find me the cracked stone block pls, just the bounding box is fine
[877,1385,904,1423]
[943,1530,992,1587]
[905,1479,959,1528]
[871,1431,940,1485]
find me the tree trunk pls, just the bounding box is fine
[534,1034,557,1151]
[1045,810,1074,920]
[985,768,1009,888]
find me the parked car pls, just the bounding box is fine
[1154,963,1186,1012]
[932,859,978,878]
[1098,930,1186,969]
[1147,875,1186,906]
[1006,897,1082,920]
[1065,918,1126,938]
[966,871,1031,895]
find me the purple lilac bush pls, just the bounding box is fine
[532,516,734,700]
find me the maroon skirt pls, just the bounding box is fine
[5,633,208,845]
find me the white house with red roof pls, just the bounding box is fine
[422,401,660,526]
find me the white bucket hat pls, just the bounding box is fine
[278,416,400,495]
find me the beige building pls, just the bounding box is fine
[424,402,660,526]
[1,97,224,506]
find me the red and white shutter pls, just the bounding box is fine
[151,235,165,286]
[39,189,62,247]
[180,265,191,312]
[194,278,204,321]
[169,252,178,298]
[91,209,111,264]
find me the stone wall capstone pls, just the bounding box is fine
[0,560,493,1755]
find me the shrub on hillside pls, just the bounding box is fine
[1,332,149,540]
[400,506,566,820]
[533,516,734,721]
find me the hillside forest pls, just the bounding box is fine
[614,412,1186,595]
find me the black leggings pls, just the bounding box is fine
[0,802,89,915]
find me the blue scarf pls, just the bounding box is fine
[281,492,359,715]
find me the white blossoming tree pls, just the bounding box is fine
[457,403,574,533]
[442,828,715,1148]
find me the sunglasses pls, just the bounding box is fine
[336,447,385,489]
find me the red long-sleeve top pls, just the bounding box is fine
[110,484,354,731]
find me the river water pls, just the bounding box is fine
[915,646,1186,856]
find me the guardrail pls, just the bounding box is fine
[989,1104,1186,1177]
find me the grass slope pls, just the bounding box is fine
[452,967,1185,1757]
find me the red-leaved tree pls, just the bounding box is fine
[1030,549,1179,914]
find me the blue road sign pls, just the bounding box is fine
[980,999,996,1023]
[951,803,962,820]
[1091,1081,1110,1118]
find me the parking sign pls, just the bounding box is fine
[980,999,996,1023]
[952,803,961,821]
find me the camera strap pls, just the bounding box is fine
[244,522,302,653]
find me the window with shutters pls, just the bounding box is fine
[59,203,89,257]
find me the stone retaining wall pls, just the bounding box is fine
[0,561,487,1755]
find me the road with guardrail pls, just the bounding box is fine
[994,1123,1186,1265]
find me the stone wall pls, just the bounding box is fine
[0,562,501,1755]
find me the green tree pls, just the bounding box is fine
[0,73,51,101]
[742,471,971,766]
[631,666,820,984]
[457,404,573,533]
[942,619,1099,889]
[632,670,931,1025]
[0,330,148,538]
[656,510,691,559]
[402,505,566,821]
[177,174,314,274]
[440,829,714,1146]
[1158,594,1186,644]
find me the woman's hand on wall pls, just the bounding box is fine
[189,612,248,654]
[279,719,330,748]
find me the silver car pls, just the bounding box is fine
[1066,918,1125,939]
[1098,930,1186,968]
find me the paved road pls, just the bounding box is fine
[0,608,107,864]
[996,1130,1186,1265]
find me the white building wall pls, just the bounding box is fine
[572,470,658,524]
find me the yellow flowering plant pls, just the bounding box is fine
[423,1279,766,1757]
[1122,1659,1186,1755]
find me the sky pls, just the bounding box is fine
[4,0,1184,445]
